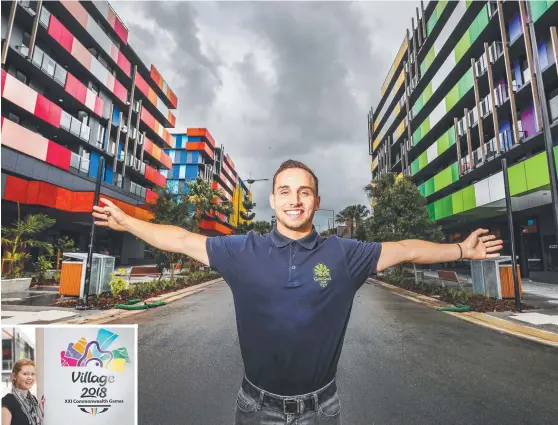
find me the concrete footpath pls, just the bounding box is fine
[370,278,558,348]
[1,278,224,325]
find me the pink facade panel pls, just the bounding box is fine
[85,89,96,111]
[1,119,49,161]
[34,94,61,128]
[71,39,92,70]
[3,73,37,113]
[94,97,104,117]
[117,51,131,77]
[113,18,129,45]
[113,79,128,103]
[61,0,89,28]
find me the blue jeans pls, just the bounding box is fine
[234,376,342,425]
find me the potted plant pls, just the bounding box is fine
[1,208,55,293]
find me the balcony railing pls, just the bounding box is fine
[60,111,91,143]
[70,152,90,174]
[30,46,67,87]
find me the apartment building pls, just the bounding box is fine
[2,327,35,397]
[1,0,178,265]
[368,0,558,282]
[165,129,253,236]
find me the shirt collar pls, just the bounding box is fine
[270,226,319,249]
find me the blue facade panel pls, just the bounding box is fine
[192,152,199,163]
[104,164,113,183]
[112,106,121,126]
[172,165,181,179]
[186,165,198,179]
[508,14,522,43]
[89,152,101,178]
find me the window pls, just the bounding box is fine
[22,32,31,47]
[89,82,99,96]
[8,112,20,124]
[15,70,27,84]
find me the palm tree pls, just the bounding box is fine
[1,207,55,278]
[187,178,233,232]
[336,205,370,239]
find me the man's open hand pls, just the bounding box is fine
[461,229,503,260]
[92,198,129,231]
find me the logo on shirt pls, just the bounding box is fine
[314,263,331,288]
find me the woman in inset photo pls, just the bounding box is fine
[2,359,44,425]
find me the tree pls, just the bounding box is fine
[252,220,272,235]
[187,178,233,232]
[55,236,78,272]
[1,207,55,278]
[366,173,443,265]
[336,205,370,239]
[148,189,194,282]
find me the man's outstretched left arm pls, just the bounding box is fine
[376,228,503,272]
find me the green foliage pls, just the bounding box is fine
[366,173,443,243]
[55,236,78,253]
[1,209,56,278]
[109,268,129,298]
[187,178,233,231]
[336,205,370,239]
[240,199,256,222]
[236,220,273,235]
[34,256,53,282]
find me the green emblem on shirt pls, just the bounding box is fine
[314,263,331,288]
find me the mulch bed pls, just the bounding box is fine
[377,278,536,313]
[51,275,218,310]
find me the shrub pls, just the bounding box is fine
[34,255,53,283]
[109,269,129,298]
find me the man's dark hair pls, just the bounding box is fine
[272,160,319,195]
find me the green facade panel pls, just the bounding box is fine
[448,125,456,146]
[529,0,555,22]
[454,31,471,63]
[458,68,474,98]
[437,132,450,155]
[418,151,428,169]
[411,160,419,175]
[525,152,550,190]
[462,185,476,211]
[508,161,527,196]
[445,86,459,111]
[450,162,459,182]
[426,178,435,197]
[452,190,464,214]
[423,82,433,104]
[427,203,435,220]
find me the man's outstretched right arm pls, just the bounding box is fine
[92,198,209,265]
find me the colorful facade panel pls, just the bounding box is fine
[150,65,178,109]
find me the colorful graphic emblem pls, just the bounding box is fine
[60,328,130,374]
[314,263,331,288]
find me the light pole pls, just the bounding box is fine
[237,174,269,229]
[318,208,335,235]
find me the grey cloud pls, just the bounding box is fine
[113,1,418,230]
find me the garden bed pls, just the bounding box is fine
[376,270,536,313]
[51,271,220,310]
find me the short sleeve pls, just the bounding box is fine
[2,394,17,414]
[205,234,248,278]
[339,239,382,288]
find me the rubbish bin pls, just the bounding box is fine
[470,256,522,299]
[59,253,115,297]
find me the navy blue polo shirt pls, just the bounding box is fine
[206,227,382,396]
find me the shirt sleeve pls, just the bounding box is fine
[205,234,248,279]
[339,238,382,289]
[2,394,17,414]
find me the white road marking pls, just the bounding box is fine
[510,312,558,326]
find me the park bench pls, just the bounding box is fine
[437,270,471,289]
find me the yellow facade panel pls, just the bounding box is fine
[381,38,408,96]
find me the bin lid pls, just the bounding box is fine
[63,252,115,261]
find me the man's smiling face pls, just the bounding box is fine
[269,167,320,234]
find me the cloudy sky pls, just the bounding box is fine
[112,0,418,231]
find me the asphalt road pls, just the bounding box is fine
[111,280,558,425]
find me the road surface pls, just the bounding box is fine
[111,280,558,425]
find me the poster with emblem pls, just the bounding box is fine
[41,325,137,425]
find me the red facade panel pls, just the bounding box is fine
[46,141,71,170]
[25,181,41,205]
[114,18,129,45]
[145,189,158,204]
[34,94,61,128]
[48,16,74,53]
[3,176,29,204]
[94,96,104,117]
[1,69,6,96]
[116,51,131,77]
[112,79,127,103]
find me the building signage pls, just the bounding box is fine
[42,326,136,425]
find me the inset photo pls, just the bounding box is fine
[2,325,137,425]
